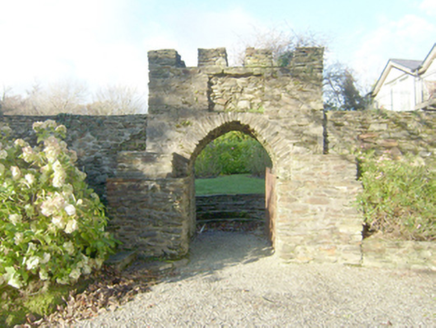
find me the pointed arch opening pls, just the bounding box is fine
[189,121,277,247]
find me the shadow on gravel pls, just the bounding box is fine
[169,230,274,282]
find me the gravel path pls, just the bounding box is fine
[77,231,436,327]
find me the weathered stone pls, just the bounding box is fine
[362,237,436,271]
[377,139,399,148]
[2,47,435,268]
[196,194,265,222]
[198,48,228,67]
[368,123,388,131]
[105,251,137,271]
[326,110,436,168]
[358,133,379,140]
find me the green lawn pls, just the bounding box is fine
[195,174,265,195]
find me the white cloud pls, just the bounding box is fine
[141,6,263,66]
[0,0,142,95]
[351,13,436,88]
[136,6,262,108]
[420,0,436,16]
[0,1,261,102]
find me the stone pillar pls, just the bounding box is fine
[147,49,208,114]
[107,151,194,259]
[275,154,363,264]
[198,48,228,67]
[107,176,192,258]
[244,48,273,67]
[148,49,186,69]
[290,47,324,80]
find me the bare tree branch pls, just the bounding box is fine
[87,84,145,115]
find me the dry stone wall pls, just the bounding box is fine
[135,46,366,262]
[326,110,436,269]
[326,110,436,167]
[362,238,436,271]
[2,46,435,267]
[106,176,194,258]
[0,114,147,203]
[196,194,265,222]
[275,154,363,264]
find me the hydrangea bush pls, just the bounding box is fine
[0,120,116,289]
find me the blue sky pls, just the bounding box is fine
[0,0,435,106]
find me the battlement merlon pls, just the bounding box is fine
[147,47,324,115]
[290,47,324,77]
[148,49,186,68]
[147,47,323,71]
[198,48,228,67]
[244,48,273,67]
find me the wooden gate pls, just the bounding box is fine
[265,167,277,247]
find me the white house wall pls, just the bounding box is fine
[419,59,436,104]
[376,83,393,110]
[385,67,406,83]
[397,75,415,111]
[375,67,415,111]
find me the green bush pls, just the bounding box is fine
[195,131,272,178]
[356,151,436,241]
[0,120,116,290]
[194,146,223,178]
[240,138,272,177]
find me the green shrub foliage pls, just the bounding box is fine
[195,131,272,178]
[0,120,116,289]
[357,151,436,241]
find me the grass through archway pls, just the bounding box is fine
[194,131,272,235]
[195,174,265,196]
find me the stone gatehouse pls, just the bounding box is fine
[108,47,363,264]
[2,47,435,267]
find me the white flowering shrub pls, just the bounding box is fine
[0,120,116,289]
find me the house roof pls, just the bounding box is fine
[418,43,436,74]
[371,43,436,97]
[390,59,422,71]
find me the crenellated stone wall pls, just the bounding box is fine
[148,47,323,117]
[1,46,435,267]
[124,46,366,262]
[146,47,325,161]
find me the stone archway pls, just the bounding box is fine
[188,120,277,246]
[107,46,364,264]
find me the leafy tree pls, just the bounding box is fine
[324,63,367,111]
[342,70,367,111]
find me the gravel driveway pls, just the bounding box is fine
[77,231,436,327]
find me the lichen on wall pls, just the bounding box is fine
[3,46,434,266]
[326,110,436,167]
[0,114,148,203]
